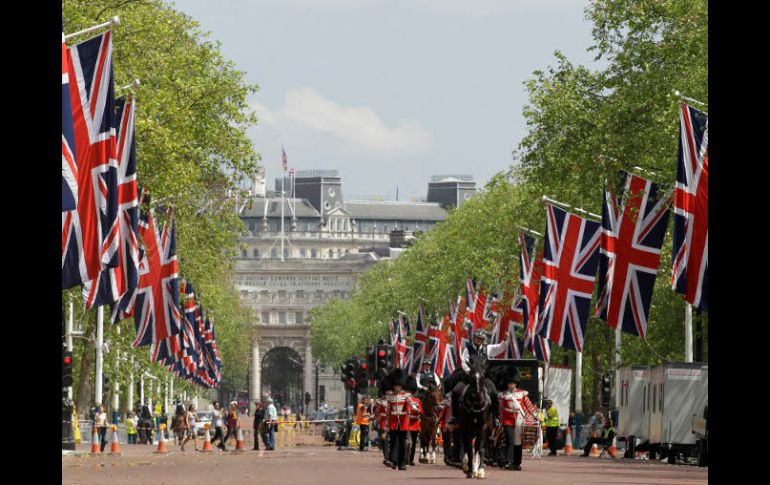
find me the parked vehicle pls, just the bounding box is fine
[195,411,213,437]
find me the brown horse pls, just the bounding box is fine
[418,381,444,464]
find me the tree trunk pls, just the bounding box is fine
[75,313,96,418]
[591,350,601,415]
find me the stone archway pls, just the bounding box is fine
[261,347,304,412]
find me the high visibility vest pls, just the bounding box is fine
[545,407,559,427]
[126,419,137,434]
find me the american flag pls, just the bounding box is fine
[61,24,77,212]
[410,303,428,375]
[132,208,182,347]
[595,172,671,338]
[282,147,288,172]
[83,97,140,310]
[62,30,119,290]
[537,204,601,352]
[672,104,708,311]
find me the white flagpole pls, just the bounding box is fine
[684,303,693,362]
[673,90,708,110]
[614,326,621,409]
[95,306,104,406]
[541,195,601,221]
[64,16,120,41]
[113,325,121,416]
[66,298,74,400]
[575,351,583,414]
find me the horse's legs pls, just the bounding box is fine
[477,426,487,478]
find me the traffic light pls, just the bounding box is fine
[376,344,394,379]
[365,346,376,381]
[356,359,368,393]
[62,350,74,388]
[601,372,612,407]
[103,374,111,396]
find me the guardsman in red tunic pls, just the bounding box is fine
[386,369,419,470]
[407,396,423,466]
[497,370,537,470]
[376,389,393,463]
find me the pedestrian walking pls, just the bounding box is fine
[181,404,200,452]
[172,404,186,445]
[210,402,226,450]
[355,396,370,452]
[126,412,138,445]
[252,401,264,451]
[222,402,239,449]
[264,398,278,450]
[93,405,108,452]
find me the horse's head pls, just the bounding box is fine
[467,354,488,384]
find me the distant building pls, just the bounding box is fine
[235,170,476,412]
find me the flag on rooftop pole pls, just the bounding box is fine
[537,204,601,352]
[595,172,671,338]
[672,103,708,311]
[282,147,288,172]
[62,30,119,290]
[61,24,78,212]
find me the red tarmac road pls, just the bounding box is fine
[63,439,707,484]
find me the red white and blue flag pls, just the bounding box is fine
[83,97,140,310]
[282,147,288,172]
[62,30,119,290]
[442,337,457,377]
[426,316,446,373]
[515,232,550,361]
[672,104,708,311]
[537,204,601,352]
[410,303,428,376]
[595,172,671,338]
[62,24,78,212]
[132,208,182,347]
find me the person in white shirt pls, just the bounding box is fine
[93,405,108,452]
[210,402,226,450]
[460,329,507,372]
[265,398,278,450]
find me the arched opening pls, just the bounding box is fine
[261,347,304,412]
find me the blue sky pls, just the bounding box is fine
[171,0,599,200]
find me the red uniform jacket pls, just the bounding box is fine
[408,397,423,432]
[387,391,419,431]
[498,391,521,426]
[375,398,388,429]
[437,397,451,430]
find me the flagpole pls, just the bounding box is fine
[128,356,134,412]
[112,325,121,421]
[673,90,708,110]
[575,351,582,415]
[684,303,693,362]
[517,226,543,238]
[66,297,74,401]
[614,326,621,410]
[95,306,104,407]
[541,195,601,221]
[64,16,120,41]
[117,79,141,93]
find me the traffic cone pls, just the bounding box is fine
[608,437,617,458]
[563,427,574,455]
[109,425,122,456]
[235,428,245,452]
[153,425,168,454]
[90,428,101,455]
[201,426,213,452]
[590,443,600,457]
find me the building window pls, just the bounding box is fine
[278,311,286,324]
[311,248,318,258]
[300,248,307,258]
[316,290,324,302]
[271,248,278,259]
[296,290,305,301]
[328,249,334,259]
[261,311,270,325]
[260,290,269,302]
[252,248,259,258]
[296,312,304,324]
[283,248,289,259]
[336,249,342,258]
[241,249,247,258]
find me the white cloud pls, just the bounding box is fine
[251,88,431,155]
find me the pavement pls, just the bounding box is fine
[63,433,708,485]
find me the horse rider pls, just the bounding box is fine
[416,360,440,397]
[385,368,420,471]
[497,368,538,470]
[450,329,504,421]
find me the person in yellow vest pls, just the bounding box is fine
[126,412,138,444]
[356,396,371,451]
[543,399,559,456]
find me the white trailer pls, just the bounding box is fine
[618,366,651,439]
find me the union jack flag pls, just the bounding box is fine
[537,204,601,352]
[288,168,296,177]
[83,97,140,310]
[282,147,288,172]
[410,303,428,375]
[506,326,522,359]
[442,337,457,377]
[515,232,550,360]
[388,319,397,346]
[62,30,119,290]
[473,287,488,330]
[426,317,446,374]
[132,208,182,347]
[672,104,708,311]
[595,172,671,337]
[62,24,77,212]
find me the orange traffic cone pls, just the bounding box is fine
[153,425,168,454]
[608,437,617,458]
[235,428,246,452]
[201,426,213,452]
[563,427,574,455]
[590,443,600,457]
[90,428,101,455]
[109,425,122,456]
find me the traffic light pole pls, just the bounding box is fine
[95,306,104,407]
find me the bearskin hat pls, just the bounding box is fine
[388,367,408,388]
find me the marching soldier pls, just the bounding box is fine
[407,394,423,466]
[386,368,420,470]
[497,368,538,470]
[375,390,392,462]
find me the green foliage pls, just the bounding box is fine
[310,0,707,412]
[63,0,260,405]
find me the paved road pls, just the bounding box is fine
[63,440,708,485]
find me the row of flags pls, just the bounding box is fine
[386,102,708,361]
[61,26,221,387]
